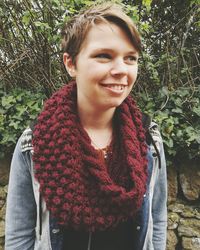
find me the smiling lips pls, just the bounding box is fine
[100,83,127,93]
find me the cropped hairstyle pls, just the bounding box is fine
[61,2,141,64]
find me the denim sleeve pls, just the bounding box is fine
[5,136,36,250]
[152,135,168,250]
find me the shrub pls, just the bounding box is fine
[0,87,44,158]
[136,85,200,162]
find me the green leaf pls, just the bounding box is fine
[51,0,60,6]
[1,96,16,108]
[22,11,31,25]
[196,135,200,144]
[34,22,51,30]
[142,0,152,11]
[163,137,174,148]
[16,106,28,117]
[9,121,20,130]
[172,108,183,114]
[193,106,200,116]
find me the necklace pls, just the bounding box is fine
[90,136,112,160]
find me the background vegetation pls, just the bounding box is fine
[0,0,199,162]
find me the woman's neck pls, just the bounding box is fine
[78,104,115,130]
[78,104,115,149]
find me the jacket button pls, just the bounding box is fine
[152,152,157,157]
[136,226,141,230]
[52,228,60,234]
[143,193,146,198]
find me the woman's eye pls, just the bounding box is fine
[125,55,138,63]
[96,53,111,59]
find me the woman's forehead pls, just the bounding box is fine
[79,22,137,53]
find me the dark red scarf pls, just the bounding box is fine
[33,82,148,232]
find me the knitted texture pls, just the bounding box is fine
[33,82,148,232]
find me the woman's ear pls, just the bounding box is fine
[63,53,76,77]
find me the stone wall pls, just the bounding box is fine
[0,156,10,250]
[167,160,200,250]
[0,156,200,250]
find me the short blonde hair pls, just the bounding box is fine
[61,2,141,64]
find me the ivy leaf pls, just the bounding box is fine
[51,0,60,6]
[193,106,200,116]
[163,137,174,148]
[196,135,200,144]
[142,0,152,11]
[16,106,28,117]
[34,22,51,30]
[172,108,183,114]
[9,121,20,130]
[2,96,16,108]
[22,11,31,25]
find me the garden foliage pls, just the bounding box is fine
[0,0,199,161]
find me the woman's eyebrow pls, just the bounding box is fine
[91,48,138,54]
[91,48,113,53]
[126,50,139,55]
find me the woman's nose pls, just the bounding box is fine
[110,59,128,76]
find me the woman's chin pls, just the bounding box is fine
[103,99,125,110]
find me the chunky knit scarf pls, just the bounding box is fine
[33,82,148,232]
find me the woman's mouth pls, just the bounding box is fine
[100,84,127,93]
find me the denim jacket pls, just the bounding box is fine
[5,122,167,250]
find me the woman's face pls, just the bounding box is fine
[64,22,139,111]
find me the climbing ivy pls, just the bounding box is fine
[0,0,199,161]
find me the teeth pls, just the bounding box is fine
[105,85,125,90]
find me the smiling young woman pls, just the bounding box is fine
[64,22,139,111]
[5,2,167,250]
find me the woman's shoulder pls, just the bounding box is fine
[149,121,162,143]
[20,126,33,153]
[142,113,162,144]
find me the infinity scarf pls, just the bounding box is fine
[33,82,148,232]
